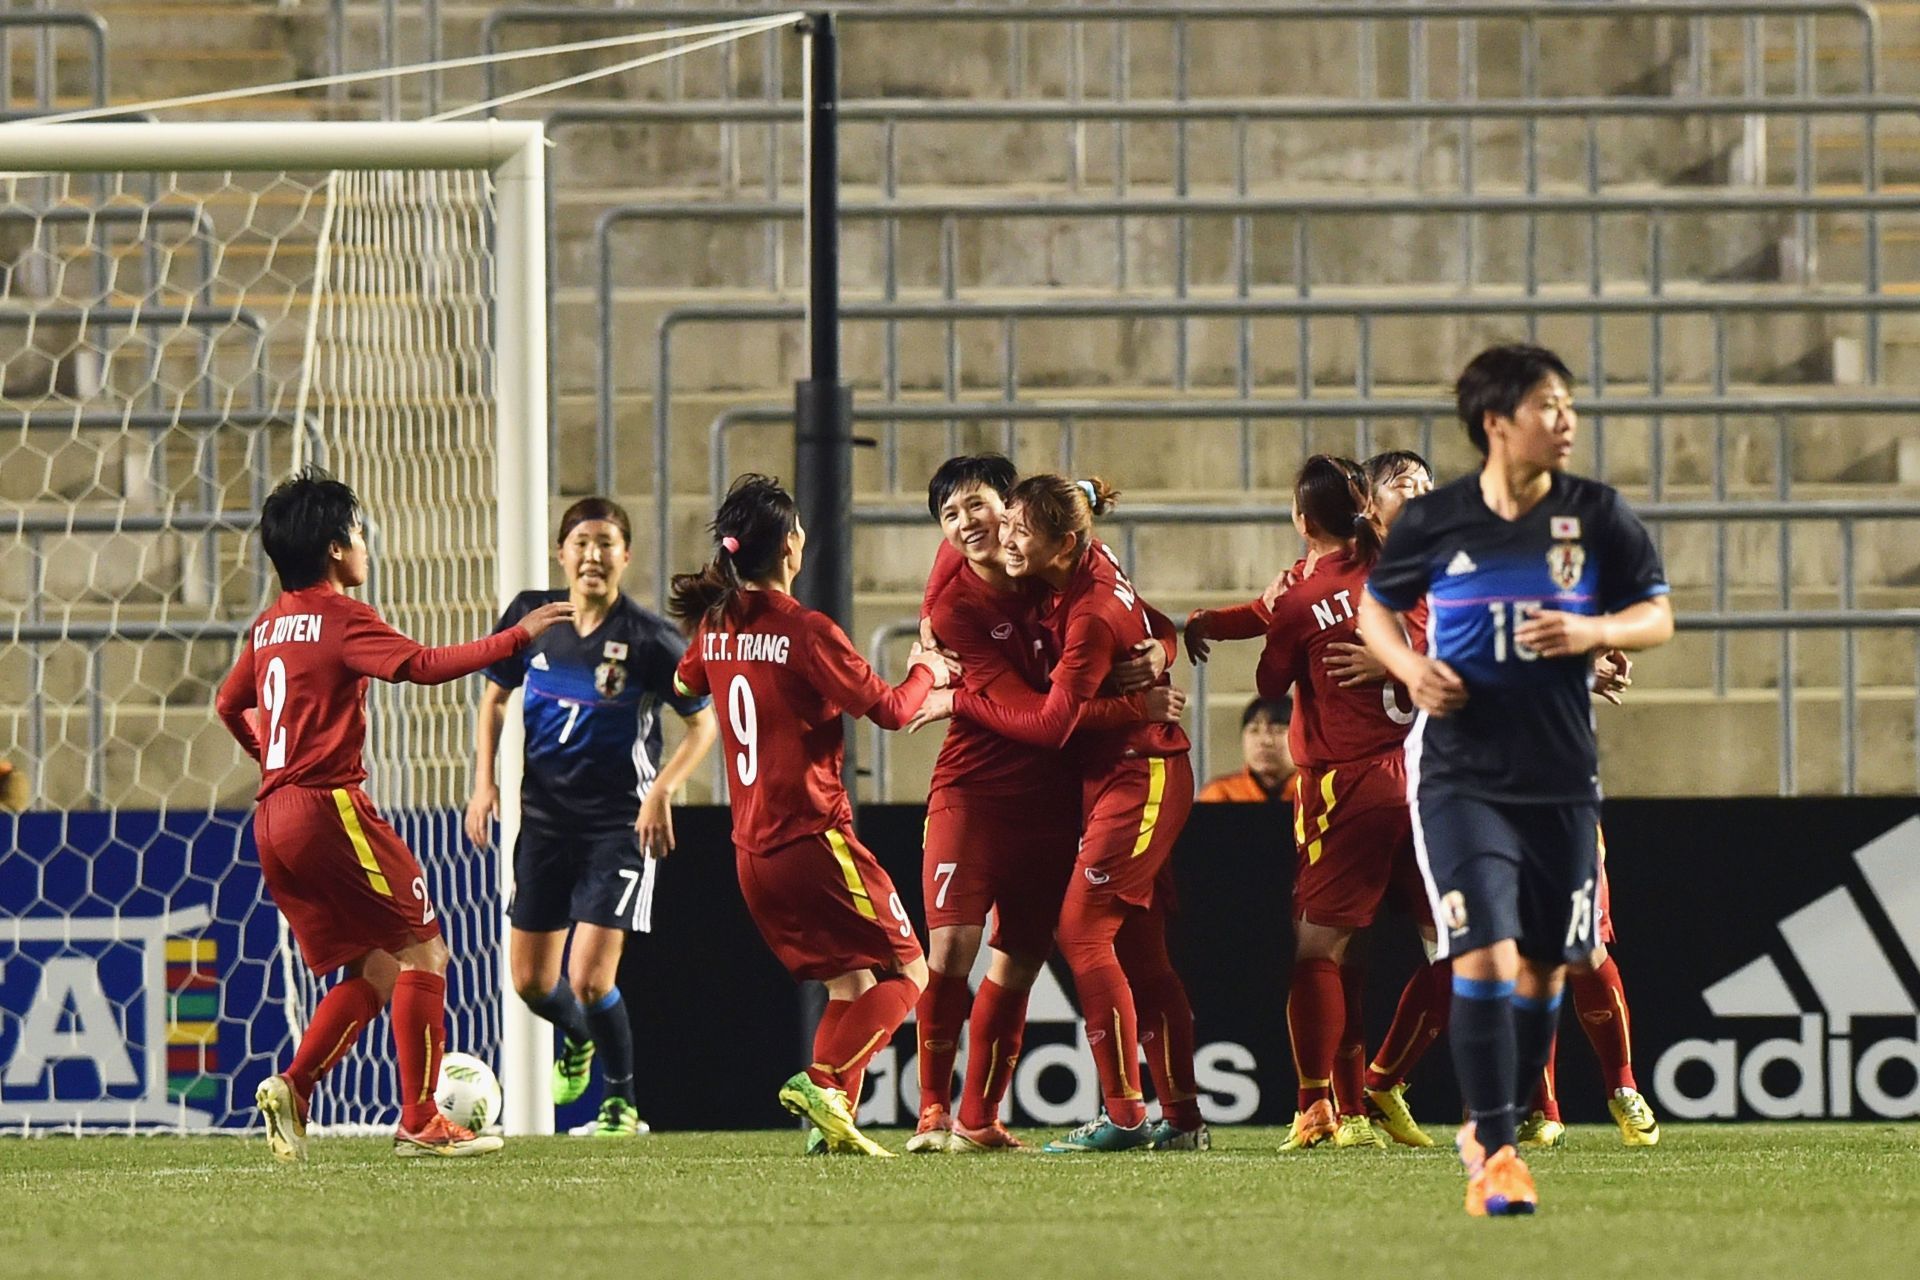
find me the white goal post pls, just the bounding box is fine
[0,122,551,1135]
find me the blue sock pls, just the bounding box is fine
[526,979,592,1047]
[1450,975,1518,1153]
[587,988,636,1107]
[1511,988,1565,1112]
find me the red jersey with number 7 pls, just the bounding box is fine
[674,590,935,856]
[214,584,530,801]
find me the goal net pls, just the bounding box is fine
[0,123,550,1135]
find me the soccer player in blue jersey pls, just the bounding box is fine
[1358,344,1673,1216]
[466,497,719,1136]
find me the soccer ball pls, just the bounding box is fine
[435,1052,502,1133]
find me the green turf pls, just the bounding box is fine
[3,1125,1916,1279]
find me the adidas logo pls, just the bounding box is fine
[1445,550,1477,576]
[1654,817,1920,1120]
[531,653,549,671]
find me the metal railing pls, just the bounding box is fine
[0,10,108,114]
[587,91,1920,469]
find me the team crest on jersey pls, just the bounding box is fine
[594,659,627,697]
[1546,542,1587,592]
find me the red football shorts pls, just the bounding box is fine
[921,784,1079,959]
[1291,753,1423,929]
[1074,753,1196,910]
[737,827,924,982]
[1596,825,1617,944]
[254,784,440,974]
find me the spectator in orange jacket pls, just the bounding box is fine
[1197,695,1297,804]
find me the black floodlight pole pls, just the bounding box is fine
[793,9,853,1085]
[794,10,853,636]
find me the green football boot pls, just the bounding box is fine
[590,1096,649,1137]
[551,1037,595,1106]
[1041,1112,1152,1154]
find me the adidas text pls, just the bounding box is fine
[1654,1014,1920,1119]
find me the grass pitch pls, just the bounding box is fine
[4,1125,1915,1280]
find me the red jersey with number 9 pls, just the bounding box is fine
[674,590,934,856]
[1258,548,1428,768]
[216,585,529,801]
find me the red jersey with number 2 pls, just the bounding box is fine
[217,585,528,801]
[674,590,933,856]
[1259,548,1427,768]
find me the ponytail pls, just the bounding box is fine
[667,473,799,633]
[1294,454,1385,567]
[668,556,746,634]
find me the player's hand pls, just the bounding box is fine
[906,686,955,733]
[1260,566,1300,611]
[463,781,498,849]
[1410,658,1469,718]
[1591,647,1634,705]
[1143,684,1187,724]
[1514,608,1607,659]
[1112,637,1167,692]
[1325,636,1388,688]
[518,600,576,640]
[908,642,957,689]
[1183,611,1212,665]
[636,789,675,859]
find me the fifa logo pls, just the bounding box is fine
[1,906,220,1126]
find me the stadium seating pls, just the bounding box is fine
[5,1,1919,807]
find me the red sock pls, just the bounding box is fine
[1570,956,1638,1092]
[808,976,917,1095]
[958,977,1029,1130]
[814,999,861,1104]
[1287,957,1342,1111]
[915,970,973,1112]
[391,970,446,1131]
[1070,960,1146,1127]
[285,976,384,1110]
[1132,968,1202,1130]
[1536,1033,1562,1122]
[1366,960,1450,1091]
[1333,963,1366,1118]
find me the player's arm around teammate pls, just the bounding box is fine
[465,499,717,1136]
[914,476,1204,1153]
[907,457,1183,1152]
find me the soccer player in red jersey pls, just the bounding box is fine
[668,474,951,1158]
[909,457,1184,1153]
[1186,455,1430,1153]
[910,476,1199,1154]
[214,469,573,1161]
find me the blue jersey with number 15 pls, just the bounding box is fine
[1366,472,1667,805]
